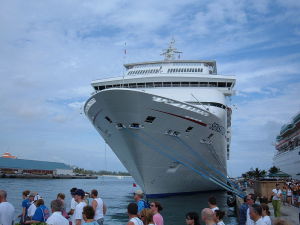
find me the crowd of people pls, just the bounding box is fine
[127,192,226,225]
[238,183,300,225]
[0,187,227,225]
[281,179,300,207]
[0,187,107,225]
[0,185,298,225]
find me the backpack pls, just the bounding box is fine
[141,199,150,209]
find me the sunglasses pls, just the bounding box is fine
[150,204,156,207]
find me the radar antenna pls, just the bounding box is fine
[161,39,182,60]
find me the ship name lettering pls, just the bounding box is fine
[152,96,208,116]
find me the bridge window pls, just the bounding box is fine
[154,82,162,87]
[181,82,189,87]
[129,83,137,88]
[164,82,171,87]
[226,82,232,87]
[218,82,226,87]
[172,82,180,87]
[137,83,145,88]
[146,82,154,87]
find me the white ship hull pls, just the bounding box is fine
[273,146,300,180]
[85,88,228,196]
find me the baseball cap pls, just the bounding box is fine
[28,192,36,197]
[70,187,77,195]
[74,189,85,197]
[134,190,144,195]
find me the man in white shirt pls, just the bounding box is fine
[208,196,219,212]
[67,187,78,225]
[201,208,215,225]
[27,192,39,219]
[46,199,69,225]
[73,189,87,225]
[246,194,255,225]
[271,183,282,217]
[0,190,15,225]
[249,204,264,225]
[91,189,107,225]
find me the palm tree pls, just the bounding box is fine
[269,166,280,174]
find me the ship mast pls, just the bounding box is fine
[161,39,182,61]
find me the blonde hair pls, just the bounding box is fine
[140,208,154,225]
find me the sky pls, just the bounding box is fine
[0,0,299,177]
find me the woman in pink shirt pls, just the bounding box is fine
[150,201,164,225]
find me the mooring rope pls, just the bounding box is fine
[140,130,245,197]
[125,129,245,198]
[175,137,243,193]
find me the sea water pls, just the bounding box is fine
[0,176,238,225]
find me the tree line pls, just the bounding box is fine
[73,167,130,176]
[241,166,280,179]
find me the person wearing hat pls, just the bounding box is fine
[134,190,149,215]
[74,189,87,225]
[25,198,50,224]
[68,187,78,225]
[27,192,37,220]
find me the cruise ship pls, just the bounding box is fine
[274,112,300,180]
[84,40,236,197]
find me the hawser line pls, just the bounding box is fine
[131,129,244,198]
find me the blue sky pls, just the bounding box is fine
[0,0,299,177]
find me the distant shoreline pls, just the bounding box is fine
[0,173,98,179]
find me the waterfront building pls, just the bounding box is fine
[274,111,300,180]
[0,155,74,175]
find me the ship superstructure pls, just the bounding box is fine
[84,41,236,196]
[274,112,300,180]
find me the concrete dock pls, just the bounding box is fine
[268,203,299,225]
